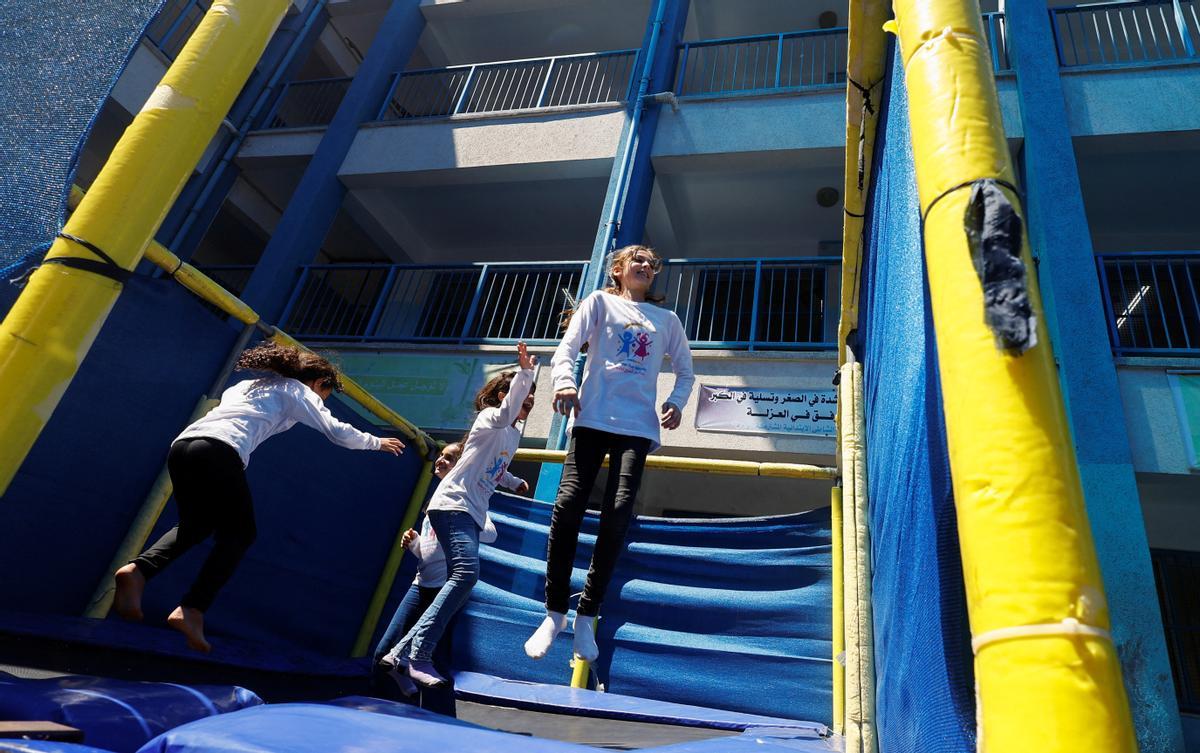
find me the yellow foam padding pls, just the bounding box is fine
[513,448,836,480]
[890,1,1137,750]
[352,459,435,657]
[838,0,892,364]
[831,485,845,736]
[571,655,591,689]
[0,0,290,496]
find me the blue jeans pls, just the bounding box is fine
[396,510,479,662]
[373,582,438,665]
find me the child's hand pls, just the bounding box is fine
[554,387,581,416]
[660,402,682,430]
[401,529,418,547]
[515,480,530,495]
[378,437,405,455]
[517,340,538,370]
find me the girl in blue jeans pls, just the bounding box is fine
[390,342,537,687]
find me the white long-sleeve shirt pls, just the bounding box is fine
[175,376,381,467]
[409,513,500,587]
[425,368,534,528]
[551,291,695,449]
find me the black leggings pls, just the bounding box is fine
[545,426,651,617]
[134,438,257,612]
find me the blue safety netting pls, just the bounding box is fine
[0,0,165,278]
[448,493,832,724]
[857,46,976,752]
[0,672,260,753]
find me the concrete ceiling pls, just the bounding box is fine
[647,148,845,258]
[1073,130,1200,252]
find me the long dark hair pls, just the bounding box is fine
[474,371,535,411]
[235,342,343,392]
[560,244,666,333]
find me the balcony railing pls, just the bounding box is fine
[654,258,840,350]
[146,0,209,60]
[263,77,353,129]
[278,257,839,351]
[1052,0,1199,68]
[982,12,1013,72]
[376,49,639,121]
[1098,252,1200,355]
[280,262,588,344]
[675,29,849,97]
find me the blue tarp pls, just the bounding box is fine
[450,493,832,724]
[0,0,165,278]
[858,45,976,753]
[0,673,259,753]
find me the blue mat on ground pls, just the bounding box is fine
[0,672,259,753]
[452,672,826,734]
[857,44,976,753]
[134,703,602,753]
[0,0,165,278]
[449,493,832,725]
[323,696,483,729]
[0,743,118,753]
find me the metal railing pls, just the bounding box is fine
[653,258,840,350]
[376,49,639,121]
[1052,0,1199,68]
[1097,252,1200,355]
[280,262,588,343]
[146,0,210,60]
[675,29,848,97]
[983,12,1013,71]
[279,257,840,350]
[263,77,353,129]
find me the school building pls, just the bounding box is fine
[75,0,1200,738]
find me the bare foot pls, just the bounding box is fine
[113,564,145,621]
[167,606,211,653]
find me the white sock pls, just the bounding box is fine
[524,611,568,659]
[573,614,599,663]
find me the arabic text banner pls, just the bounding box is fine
[695,385,837,437]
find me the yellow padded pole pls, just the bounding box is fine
[888,2,1137,751]
[831,485,845,736]
[514,449,836,480]
[351,459,435,657]
[0,0,290,496]
[838,0,893,364]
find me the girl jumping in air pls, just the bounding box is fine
[112,342,404,652]
[391,342,538,688]
[373,439,526,696]
[524,244,694,663]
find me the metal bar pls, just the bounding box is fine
[1166,261,1191,349]
[458,265,491,342]
[452,65,477,115]
[536,58,556,107]
[1174,0,1198,54]
[748,261,763,350]
[364,266,399,337]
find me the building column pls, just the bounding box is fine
[1005,6,1184,752]
[238,0,425,324]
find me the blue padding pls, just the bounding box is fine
[450,493,832,724]
[452,672,825,734]
[0,611,365,678]
[135,703,601,753]
[0,673,260,753]
[324,696,484,729]
[637,728,836,753]
[0,0,163,277]
[857,46,975,753]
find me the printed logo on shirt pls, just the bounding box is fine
[481,451,511,491]
[613,323,652,374]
